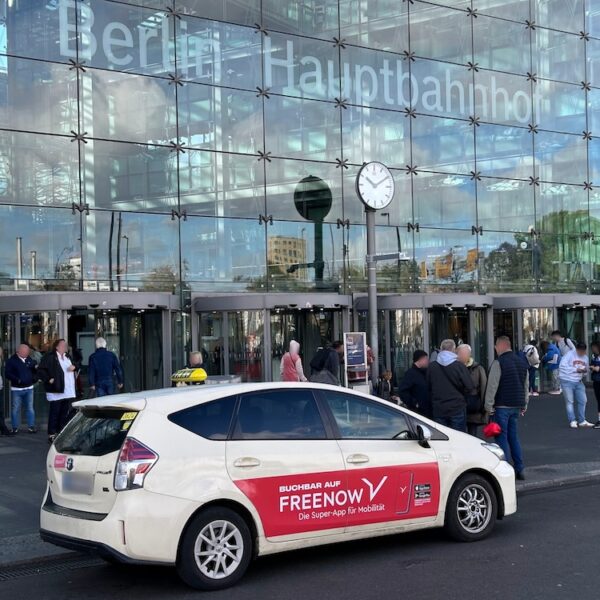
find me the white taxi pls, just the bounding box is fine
[40,383,516,590]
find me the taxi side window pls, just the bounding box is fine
[168,396,237,440]
[322,391,411,439]
[232,390,327,440]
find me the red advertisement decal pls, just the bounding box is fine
[234,463,440,537]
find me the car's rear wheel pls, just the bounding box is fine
[444,474,497,542]
[177,506,252,590]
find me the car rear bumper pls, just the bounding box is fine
[40,485,197,564]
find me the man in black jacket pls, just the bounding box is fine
[5,344,38,434]
[398,350,431,417]
[426,339,475,432]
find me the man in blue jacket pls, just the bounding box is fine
[541,340,561,395]
[88,338,124,397]
[5,344,38,433]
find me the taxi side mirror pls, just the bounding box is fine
[417,424,432,448]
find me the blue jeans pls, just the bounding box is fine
[95,379,115,397]
[494,407,524,474]
[435,410,467,433]
[560,380,587,423]
[11,388,35,429]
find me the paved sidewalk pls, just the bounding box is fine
[0,389,599,567]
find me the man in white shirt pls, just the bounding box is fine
[558,342,593,428]
[38,339,77,443]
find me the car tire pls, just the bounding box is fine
[177,506,253,591]
[444,474,497,542]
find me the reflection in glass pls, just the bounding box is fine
[228,310,264,382]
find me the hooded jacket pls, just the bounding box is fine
[426,351,475,419]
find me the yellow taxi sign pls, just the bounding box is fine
[171,367,208,385]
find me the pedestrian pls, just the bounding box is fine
[88,337,124,397]
[540,340,561,395]
[426,339,475,432]
[309,341,344,385]
[484,336,529,480]
[0,348,13,436]
[590,342,600,429]
[522,340,541,396]
[280,340,308,382]
[4,343,38,434]
[38,339,77,444]
[186,351,204,369]
[398,350,430,417]
[551,330,576,357]
[457,344,488,437]
[558,342,594,429]
[376,370,400,404]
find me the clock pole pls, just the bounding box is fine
[366,207,379,383]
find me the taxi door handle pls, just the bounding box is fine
[233,457,261,468]
[346,454,370,464]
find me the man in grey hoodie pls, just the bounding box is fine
[426,339,475,432]
[551,330,575,357]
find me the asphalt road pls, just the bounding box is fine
[1,484,598,600]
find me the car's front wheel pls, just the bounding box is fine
[444,474,497,542]
[177,506,253,590]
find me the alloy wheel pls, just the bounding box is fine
[193,520,244,580]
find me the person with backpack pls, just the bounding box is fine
[541,340,561,395]
[309,341,344,385]
[522,340,541,397]
[551,331,575,357]
[280,340,307,382]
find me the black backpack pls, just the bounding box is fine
[309,347,329,374]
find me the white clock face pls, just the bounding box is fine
[356,162,395,210]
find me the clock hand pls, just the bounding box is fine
[365,176,378,187]
[371,177,389,188]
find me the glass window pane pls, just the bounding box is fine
[178,0,261,27]
[0,206,80,285]
[82,211,180,291]
[411,114,475,175]
[266,158,342,222]
[535,131,587,184]
[409,4,472,64]
[414,228,479,292]
[181,217,266,292]
[538,234,590,291]
[0,57,77,135]
[81,70,176,144]
[81,140,178,212]
[391,309,424,380]
[342,105,408,167]
[179,84,262,154]
[263,0,338,40]
[228,310,264,382]
[534,80,586,135]
[180,150,265,219]
[474,71,533,127]
[0,131,79,208]
[411,59,474,121]
[413,173,476,229]
[473,15,531,74]
[532,29,585,84]
[267,220,344,292]
[322,390,410,439]
[533,0,585,34]
[339,0,408,52]
[477,179,535,233]
[479,230,535,293]
[587,38,600,88]
[473,0,530,21]
[177,16,262,91]
[536,184,589,234]
[265,96,340,162]
[168,396,237,440]
[266,32,339,101]
[476,123,534,180]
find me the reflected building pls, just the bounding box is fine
[2,0,600,402]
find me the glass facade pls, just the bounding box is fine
[0,0,600,296]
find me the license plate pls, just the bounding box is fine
[62,472,94,495]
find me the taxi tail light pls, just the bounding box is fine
[114,438,158,491]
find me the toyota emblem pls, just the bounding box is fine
[66,457,74,471]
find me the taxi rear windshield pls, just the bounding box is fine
[54,409,138,456]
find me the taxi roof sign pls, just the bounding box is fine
[171,367,208,384]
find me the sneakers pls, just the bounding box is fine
[578,421,594,428]
[516,471,526,481]
[27,427,37,434]
[594,421,600,429]
[549,390,562,395]
[570,421,578,428]
[11,428,18,434]
[531,392,540,397]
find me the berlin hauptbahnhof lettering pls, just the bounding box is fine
[58,0,540,125]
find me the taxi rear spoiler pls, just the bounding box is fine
[72,397,147,412]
